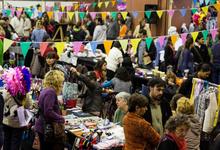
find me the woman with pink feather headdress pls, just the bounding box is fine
[1,66,32,150]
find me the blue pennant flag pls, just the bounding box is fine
[90,41,98,53]
[180,8,187,16]
[132,11,139,18]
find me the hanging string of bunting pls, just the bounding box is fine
[0,28,218,61]
[2,2,220,21]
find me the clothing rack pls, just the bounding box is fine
[191,78,220,128]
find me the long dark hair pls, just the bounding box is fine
[185,37,194,50]
[94,59,106,72]
[115,67,131,82]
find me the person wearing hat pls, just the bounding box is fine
[113,92,130,126]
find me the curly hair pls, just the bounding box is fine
[128,93,149,112]
[43,70,64,94]
[176,97,194,115]
[165,114,190,132]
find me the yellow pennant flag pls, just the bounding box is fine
[18,8,23,12]
[121,12,128,21]
[98,2,103,8]
[171,35,178,46]
[105,1,110,8]
[191,32,199,42]
[67,12,74,20]
[156,10,163,18]
[214,3,220,11]
[74,4,79,10]
[47,12,54,19]
[101,12,107,21]
[201,6,208,15]
[112,0,116,6]
[55,42,65,57]
[104,40,113,55]
[61,6,65,12]
[131,39,141,54]
[3,38,13,53]
[119,39,128,52]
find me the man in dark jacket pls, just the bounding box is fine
[0,93,4,149]
[143,78,172,136]
[179,63,211,98]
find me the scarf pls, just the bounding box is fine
[168,133,187,150]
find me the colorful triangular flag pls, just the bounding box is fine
[90,41,98,53]
[112,0,116,6]
[121,12,128,20]
[72,42,83,54]
[104,40,113,55]
[111,12,118,20]
[167,10,175,17]
[131,39,141,54]
[40,42,49,56]
[92,2,97,8]
[6,9,11,17]
[98,2,103,8]
[58,12,63,21]
[47,11,54,19]
[180,33,188,45]
[192,8,198,14]
[205,0,210,5]
[158,36,165,48]
[3,38,14,53]
[156,10,164,18]
[90,12,97,20]
[105,1,110,8]
[202,6,209,15]
[202,30,208,42]
[132,11,139,18]
[211,29,218,41]
[0,40,3,65]
[67,12,74,20]
[146,37,153,49]
[191,32,199,42]
[145,11,152,19]
[20,42,31,58]
[214,3,220,11]
[55,42,65,57]
[79,12,86,20]
[180,8,187,16]
[101,12,107,20]
[171,35,178,45]
[61,6,65,12]
[119,40,128,52]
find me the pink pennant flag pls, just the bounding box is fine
[46,6,50,11]
[90,12,97,20]
[181,33,187,44]
[58,12,63,21]
[16,10,22,17]
[72,42,83,54]
[211,29,218,41]
[158,36,165,48]
[167,10,175,17]
[67,6,72,11]
[11,8,15,17]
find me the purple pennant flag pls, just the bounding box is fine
[16,10,22,17]
[167,10,174,17]
[67,6,72,11]
[73,42,83,54]
[181,33,188,44]
[211,29,218,41]
[158,36,165,48]
[58,12,63,21]
[90,12,97,20]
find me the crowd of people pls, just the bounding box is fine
[0,3,219,150]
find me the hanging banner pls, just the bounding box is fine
[146,37,153,49]
[131,39,141,54]
[20,42,31,58]
[119,39,128,52]
[104,40,113,55]
[3,38,14,53]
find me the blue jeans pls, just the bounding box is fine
[3,125,24,150]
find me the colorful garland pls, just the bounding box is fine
[2,67,32,96]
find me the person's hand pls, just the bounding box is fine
[70,67,77,73]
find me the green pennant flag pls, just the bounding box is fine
[191,8,198,14]
[210,0,216,4]
[202,30,208,42]
[146,37,153,50]
[111,12,117,20]
[26,10,33,18]
[111,11,118,20]
[54,5,59,11]
[0,40,3,66]
[92,2,97,8]
[79,12,85,20]
[145,11,152,19]
[6,9,11,17]
[20,42,31,58]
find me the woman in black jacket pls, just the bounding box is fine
[164,37,176,72]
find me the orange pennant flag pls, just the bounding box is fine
[214,3,220,11]
[74,4,79,10]
[101,12,107,21]
[47,11,54,19]
[112,0,116,6]
[104,40,113,55]
[171,35,178,45]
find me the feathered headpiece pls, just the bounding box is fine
[2,67,32,96]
